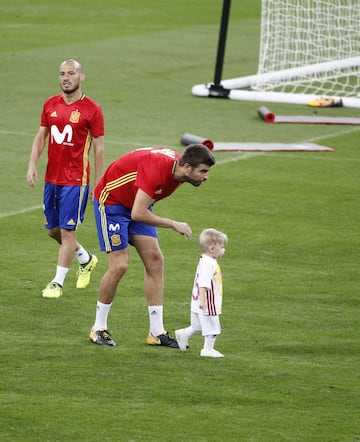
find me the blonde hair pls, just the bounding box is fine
[199,228,228,252]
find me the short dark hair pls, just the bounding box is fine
[179,144,216,167]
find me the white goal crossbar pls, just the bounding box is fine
[215,58,360,91]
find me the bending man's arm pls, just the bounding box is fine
[131,188,192,239]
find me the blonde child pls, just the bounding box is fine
[175,228,228,358]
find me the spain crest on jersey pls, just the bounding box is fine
[70,109,81,123]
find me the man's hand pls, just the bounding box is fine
[172,221,192,240]
[26,166,38,187]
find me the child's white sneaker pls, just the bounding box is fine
[175,329,189,352]
[200,349,224,358]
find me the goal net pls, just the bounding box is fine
[192,0,360,108]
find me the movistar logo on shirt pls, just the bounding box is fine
[51,124,74,146]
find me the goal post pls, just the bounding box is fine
[192,0,360,108]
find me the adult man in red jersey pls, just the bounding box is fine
[90,145,215,347]
[27,59,104,298]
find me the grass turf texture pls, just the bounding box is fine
[0,0,359,440]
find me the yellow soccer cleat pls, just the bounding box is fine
[89,329,116,346]
[307,97,343,107]
[76,254,98,289]
[42,282,63,299]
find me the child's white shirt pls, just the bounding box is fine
[191,254,223,316]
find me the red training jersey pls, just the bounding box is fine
[95,147,182,208]
[41,94,104,186]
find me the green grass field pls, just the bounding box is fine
[1,1,359,441]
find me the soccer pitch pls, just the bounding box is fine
[0,1,359,441]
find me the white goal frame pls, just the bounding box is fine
[192,0,360,108]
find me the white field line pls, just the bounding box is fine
[0,204,42,219]
[306,126,360,143]
[1,125,359,219]
[0,129,35,137]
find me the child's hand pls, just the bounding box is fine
[199,290,207,310]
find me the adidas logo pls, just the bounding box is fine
[67,219,76,226]
[50,111,57,117]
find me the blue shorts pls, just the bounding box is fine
[94,198,158,252]
[44,183,89,230]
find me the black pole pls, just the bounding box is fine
[209,0,231,97]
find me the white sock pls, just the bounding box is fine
[92,301,112,331]
[52,266,69,287]
[183,326,197,337]
[74,245,90,265]
[203,335,217,351]
[148,305,164,336]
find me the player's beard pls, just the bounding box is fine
[183,176,203,187]
[61,81,80,95]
